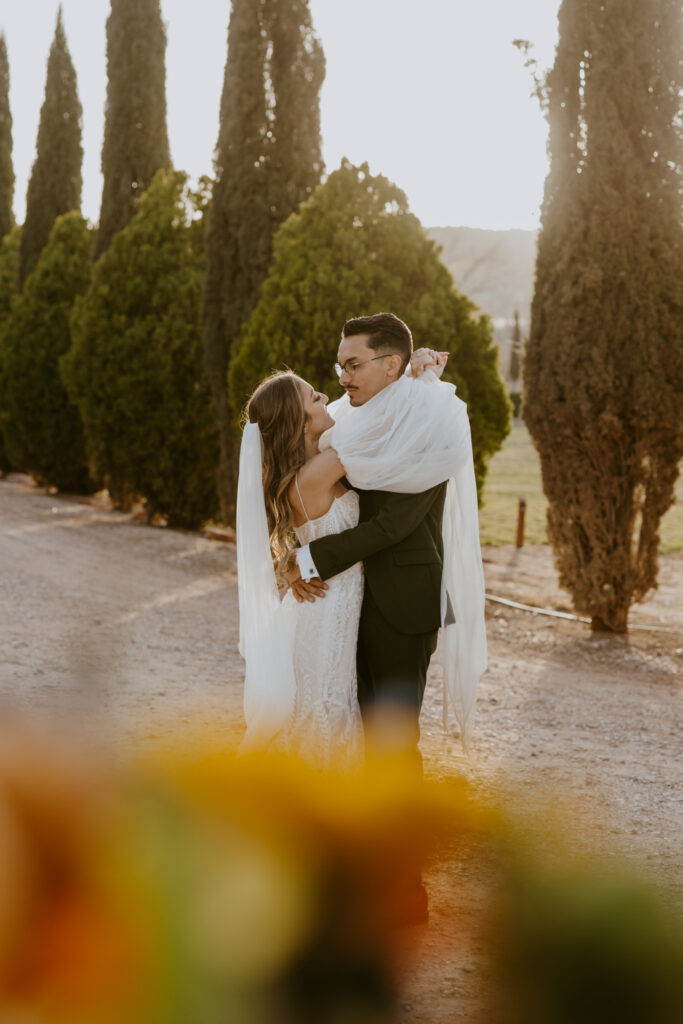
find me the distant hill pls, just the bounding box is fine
[427,226,537,380]
[427,226,536,320]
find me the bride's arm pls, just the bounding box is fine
[297,447,345,488]
[409,348,448,379]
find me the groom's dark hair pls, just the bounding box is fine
[342,312,413,373]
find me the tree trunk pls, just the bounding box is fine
[591,607,628,634]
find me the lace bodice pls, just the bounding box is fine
[277,489,364,771]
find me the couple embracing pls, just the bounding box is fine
[236,312,487,782]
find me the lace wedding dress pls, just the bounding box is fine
[277,489,364,770]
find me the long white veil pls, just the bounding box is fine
[236,423,297,750]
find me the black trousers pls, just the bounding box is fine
[356,586,438,911]
[356,585,439,778]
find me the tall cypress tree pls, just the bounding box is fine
[508,309,524,418]
[524,0,683,632]
[267,0,325,224]
[0,224,19,324]
[0,33,13,242]
[202,0,325,517]
[508,310,522,383]
[94,0,171,259]
[18,8,82,287]
[0,225,20,474]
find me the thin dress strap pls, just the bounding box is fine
[294,471,311,523]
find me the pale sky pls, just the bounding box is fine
[2,0,560,231]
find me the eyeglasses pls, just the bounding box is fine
[334,354,393,379]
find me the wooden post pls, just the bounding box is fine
[516,497,526,549]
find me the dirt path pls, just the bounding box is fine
[0,475,243,745]
[1,476,681,1022]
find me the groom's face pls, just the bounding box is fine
[337,334,400,407]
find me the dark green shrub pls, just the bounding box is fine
[0,214,92,491]
[63,170,219,529]
[230,161,510,497]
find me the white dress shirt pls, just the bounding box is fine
[296,545,319,581]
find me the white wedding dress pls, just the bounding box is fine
[276,489,364,770]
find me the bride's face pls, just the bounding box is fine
[298,380,334,439]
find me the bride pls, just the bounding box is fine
[236,342,487,770]
[241,369,364,769]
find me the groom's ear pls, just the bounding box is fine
[387,352,404,379]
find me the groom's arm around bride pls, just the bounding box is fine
[305,482,447,636]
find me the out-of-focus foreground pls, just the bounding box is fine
[1,475,682,1022]
[0,721,682,1024]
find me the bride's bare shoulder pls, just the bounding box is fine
[289,449,345,524]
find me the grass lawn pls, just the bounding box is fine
[479,421,683,553]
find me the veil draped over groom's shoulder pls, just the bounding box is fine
[328,371,487,743]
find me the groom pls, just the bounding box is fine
[286,312,448,924]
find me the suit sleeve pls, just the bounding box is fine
[309,485,443,582]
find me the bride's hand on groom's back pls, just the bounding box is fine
[410,348,449,379]
[291,578,328,603]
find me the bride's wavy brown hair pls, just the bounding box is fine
[245,371,307,577]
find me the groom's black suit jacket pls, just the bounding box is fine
[308,482,448,636]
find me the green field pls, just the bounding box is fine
[479,422,683,553]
